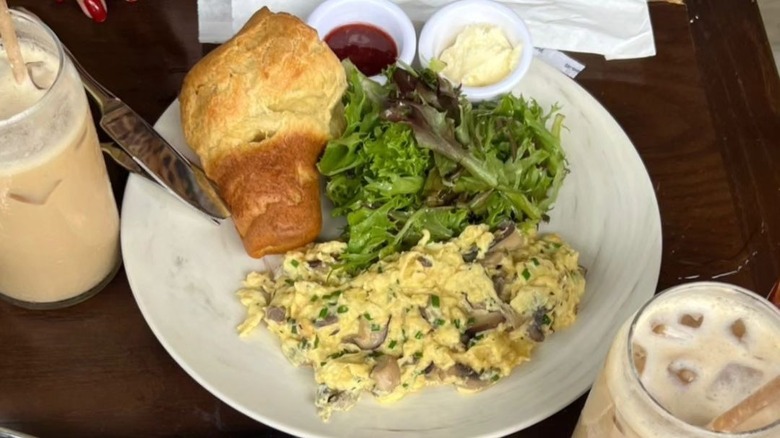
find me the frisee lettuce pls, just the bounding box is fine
[318,61,568,273]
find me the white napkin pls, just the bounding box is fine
[197,0,655,60]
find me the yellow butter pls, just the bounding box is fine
[439,24,522,87]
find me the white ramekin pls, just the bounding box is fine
[306,0,417,81]
[418,0,534,102]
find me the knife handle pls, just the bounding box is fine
[61,44,118,113]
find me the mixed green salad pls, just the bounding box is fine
[318,61,568,273]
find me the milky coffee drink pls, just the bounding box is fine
[0,10,120,308]
[573,282,780,438]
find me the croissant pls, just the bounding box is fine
[179,7,346,258]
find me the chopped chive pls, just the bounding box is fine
[413,352,423,360]
[532,257,540,266]
[402,329,407,340]
[431,295,440,308]
[491,375,500,382]
[284,279,294,286]
[310,295,319,302]
[324,290,342,300]
[402,383,409,388]
[314,336,319,348]
[291,324,298,334]
[363,312,372,320]
[388,340,397,349]
[468,334,484,347]
[522,268,531,281]
[467,317,476,325]
[318,308,329,319]
[415,331,423,339]
[452,319,461,329]
[337,305,349,314]
[299,339,308,349]
[542,314,552,325]
[435,318,445,326]
[371,323,381,332]
[290,259,299,268]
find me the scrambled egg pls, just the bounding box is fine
[236,224,585,421]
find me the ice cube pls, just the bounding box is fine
[651,322,692,341]
[668,361,698,385]
[632,342,647,376]
[731,319,747,342]
[706,363,764,403]
[679,313,703,328]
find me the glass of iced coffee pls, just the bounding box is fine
[0,10,120,309]
[573,281,780,437]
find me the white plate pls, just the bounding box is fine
[121,59,662,438]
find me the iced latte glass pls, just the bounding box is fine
[573,282,780,438]
[0,10,120,309]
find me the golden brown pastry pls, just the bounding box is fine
[179,7,346,258]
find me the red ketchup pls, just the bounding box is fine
[324,24,398,77]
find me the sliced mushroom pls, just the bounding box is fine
[417,256,433,268]
[265,306,286,323]
[492,274,509,302]
[347,317,390,350]
[444,364,491,391]
[465,311,506,336]
[315,385,359,411]
[307,259,324,269]
[371,356,401,393]
[482,223,525,267]
[528,324,545,342]
[493,221,516,242]
[462,246,479,263]
[527,307,549,342]
[314,314,339,328]
[419,306,441,327]
[462,294,479,310]
[459,377,492,391]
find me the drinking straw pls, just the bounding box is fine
[706,374,780,432]
[0,0,29,84]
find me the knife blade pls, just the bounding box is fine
[63,37,230,222]
[98,101,231,221]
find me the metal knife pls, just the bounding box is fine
[67,49,230,222]
[17,6,230,222]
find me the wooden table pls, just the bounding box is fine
[1,0,778,436]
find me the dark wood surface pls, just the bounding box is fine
[2,0,778,436]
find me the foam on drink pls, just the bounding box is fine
[573,282,780,438]
[633,292,780,429]
[0,43,50,119]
